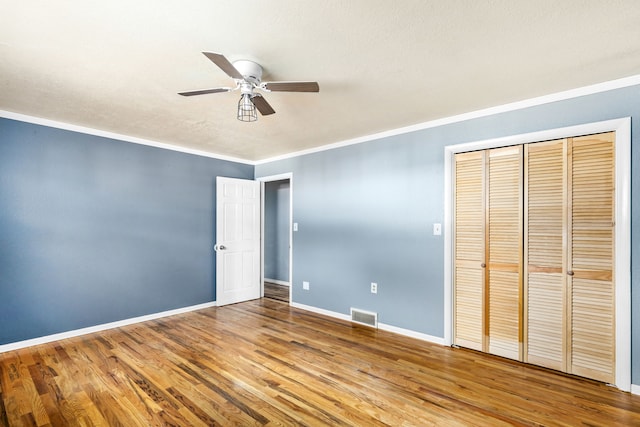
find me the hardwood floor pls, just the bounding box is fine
[264,281,289,302]
[1,299,639,426]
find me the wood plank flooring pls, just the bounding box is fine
[1,299,639,426]
[264,282,289,303]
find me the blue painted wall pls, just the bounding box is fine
[264,180,290,282]
[256,84,640,383]
[0,118,253,345]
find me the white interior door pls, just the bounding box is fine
[216,177,261,306]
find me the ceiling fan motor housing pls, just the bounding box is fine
[232,60,263,85]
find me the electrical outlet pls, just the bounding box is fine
[371,282,378,294]
[303,281,309,290]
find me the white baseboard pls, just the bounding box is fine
[631,384,640,395]
[0,301,217,354]
[290,302,445,346]
[291,302,351,321]
[378,322,446,346]
[264,279,290,287]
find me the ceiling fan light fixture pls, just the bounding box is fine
[237,93,257,122]
[181,52,319,121]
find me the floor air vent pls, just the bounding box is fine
[350,308,378,328]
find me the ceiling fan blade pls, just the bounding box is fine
[202,52,243,80]
[178,87,231,96]
[262,81,319,92]
[251,94,275,116]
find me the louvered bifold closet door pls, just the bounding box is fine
[525,134,616,382]
[487,146,522,360]
[454,151,485,351]
[568,133,615,384]
[524,139,566,371]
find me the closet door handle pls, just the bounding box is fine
[567,271,574,276]
[481,263,486,268]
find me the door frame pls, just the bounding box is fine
[258,173,293,304]
[444,117,631,391]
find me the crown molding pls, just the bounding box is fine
[3,73,639,166]
[0,110,253,165]
[255,74,640,164]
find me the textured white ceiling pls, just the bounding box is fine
[2,1,640,161]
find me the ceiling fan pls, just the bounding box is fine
[179,52,319,121]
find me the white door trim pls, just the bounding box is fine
[443,117,631,391]
[258,173,293,304]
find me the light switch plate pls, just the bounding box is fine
[293,222,299,231]
[433,223,442,235]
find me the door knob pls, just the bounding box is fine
[214,244,226,251]
[481,263,486,268]
[567,270,574,276]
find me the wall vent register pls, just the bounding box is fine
[351,308,378,328]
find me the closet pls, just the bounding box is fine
[453,132,615,384]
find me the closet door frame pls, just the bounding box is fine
[443,117,631,391]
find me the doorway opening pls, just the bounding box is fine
[259,174,293,304]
